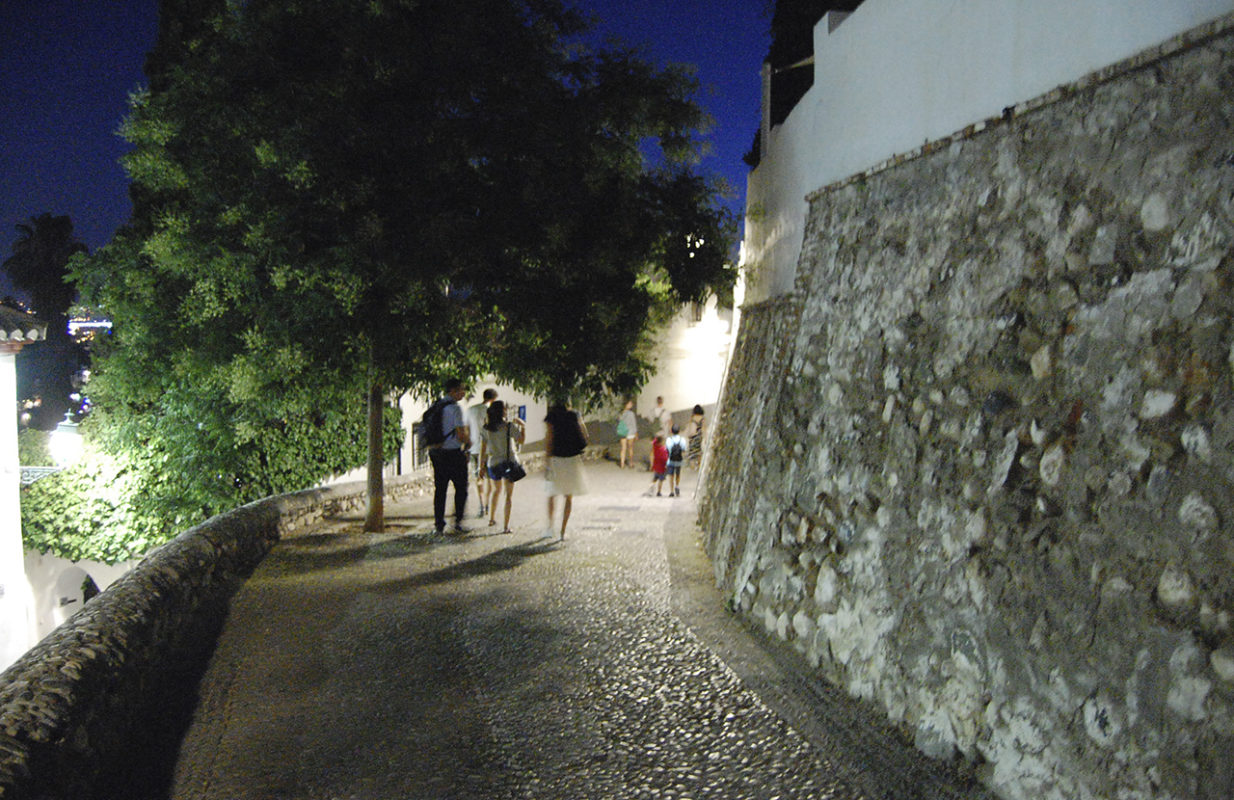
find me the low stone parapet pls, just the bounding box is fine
[0,472,433,798]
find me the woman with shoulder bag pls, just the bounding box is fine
[479,401,525,533]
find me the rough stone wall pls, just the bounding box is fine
[703,20,1234,800]
[0,472,434,798]
[703,301,801,594]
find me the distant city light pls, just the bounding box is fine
[67,319,112,334]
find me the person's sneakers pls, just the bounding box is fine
[452,522,470,535]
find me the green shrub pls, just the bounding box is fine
[20,445,164,563]
[18,429,53,466]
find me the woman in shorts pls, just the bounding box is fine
[479,401,524,533]
[618,398,639,469]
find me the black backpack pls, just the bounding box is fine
[419,398,453,448]
[668,439,684,462]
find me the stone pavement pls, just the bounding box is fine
[169,461,994,800]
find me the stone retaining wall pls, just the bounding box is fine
[703,17,1234,800]
[0,472,434,798]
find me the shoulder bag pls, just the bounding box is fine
[502,422,526,482]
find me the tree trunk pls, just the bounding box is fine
[364,377,385,532]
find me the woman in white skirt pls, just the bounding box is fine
[544,401,589,540]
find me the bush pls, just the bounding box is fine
[20,445,165,564]
[18,429,53,466]
[20,404,404,565]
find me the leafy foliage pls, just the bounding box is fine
[20,442,165,564]
[17,429,52,466]
[59,0,734,544]
[106,0,734,390]
[21,402,402,565]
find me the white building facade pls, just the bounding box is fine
[743,0,1234,301]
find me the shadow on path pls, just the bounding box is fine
[263,532,436,576]
[371,538,562,593]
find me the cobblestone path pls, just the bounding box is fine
[170,462,992,800]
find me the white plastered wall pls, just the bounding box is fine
[744,0,1234,302]
[23,553,136,642]
[636,293,740,433]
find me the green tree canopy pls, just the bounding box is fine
[67,0,734,538]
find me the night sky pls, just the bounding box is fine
[0,0,768,296]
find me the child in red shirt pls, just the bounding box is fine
[646,435,669,496]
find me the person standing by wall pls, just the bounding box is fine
[429,378,471,534]
[664,424,687,498]
[544,401,588,541]
[618,398,639,469]
[479,400,524,534]
[467,388,498,518]
[686,404,705,467]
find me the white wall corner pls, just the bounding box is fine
[824,10,852,34]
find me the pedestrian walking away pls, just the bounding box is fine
[427,378,471,534]
[653,395,672,440]
[479,400,525,534]
[646,434,668,496]
[544,401,589,540]
[467,388,497,518]
[664,424,687,497]
[618,398,638,469]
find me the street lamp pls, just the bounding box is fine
[50,413,82,467]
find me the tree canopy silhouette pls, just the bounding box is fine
[69,0,735,534]
[2,213,89,429]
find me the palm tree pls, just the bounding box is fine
[2,214,89,429]
[3,213,87,325]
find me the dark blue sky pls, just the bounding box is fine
[0,0,767,290]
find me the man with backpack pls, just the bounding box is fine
[654,395,673,440]
[423,378,471,534]
[664,424,687,498]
